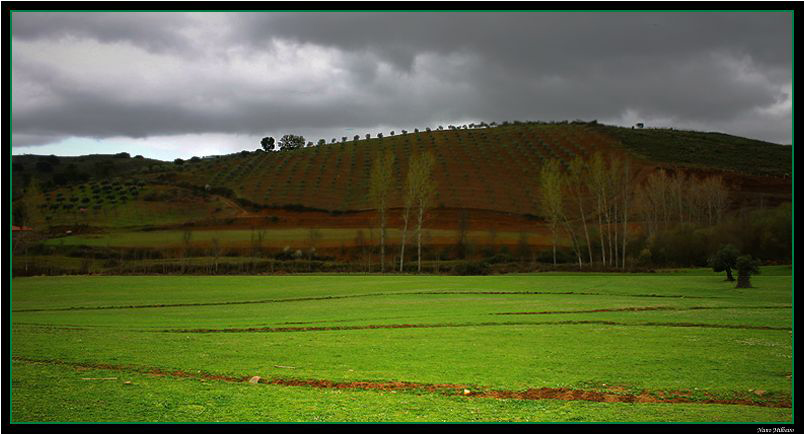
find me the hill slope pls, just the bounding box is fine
[12,122,791,230]
[158,122,791,214]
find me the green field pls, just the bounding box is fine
[10,268,793,422]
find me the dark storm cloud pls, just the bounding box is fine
[11,11,792,155]
[11,12,198,52]
[247,12,791,72]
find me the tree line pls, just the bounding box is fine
[364,148,774,273]
[369,150,436,273]
[538,151,741,270]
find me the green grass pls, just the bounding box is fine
[12,362,791,423]
[10,269,793,422]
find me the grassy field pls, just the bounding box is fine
[10,267,792,422]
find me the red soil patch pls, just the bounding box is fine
[163,320,789,334]
[12,356,790,408]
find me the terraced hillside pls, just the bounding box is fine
[12,122,791,229]
[155,122,791,215]
[166,123,621,214]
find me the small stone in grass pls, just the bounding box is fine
[248,376,261,384]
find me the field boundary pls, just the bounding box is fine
[10,290,727,313]
[493,305,792,315]
[12,356,790,408]
[159,320,791,334]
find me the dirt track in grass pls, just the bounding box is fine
[10,290,726,313]
[493,305,792,315]
[12,356,790,408]
[161,320,790,333]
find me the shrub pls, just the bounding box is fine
[451,261,490,275]
[707,244,739,281]
[735,255,761,288]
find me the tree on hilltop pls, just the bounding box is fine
[278,134,305,151]
[260,137,275,151]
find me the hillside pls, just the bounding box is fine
[597,125,791,177]
[160,122,790,213]
[12,122,792,231]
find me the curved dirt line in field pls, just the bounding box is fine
[412,291,723,299]
[493,305,792,315]
[13,319,790,334]
[159,320,790,334]
[10,293,393,313]
[10,290,725,313]
[11,356,790,408]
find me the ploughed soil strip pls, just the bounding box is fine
[10,293,392,313]
[11,356,790,408]
[160,320,790,334]
[412,291,722,299]
[494,305,792,316]
[11,290,722,314]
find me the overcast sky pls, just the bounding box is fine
[11,11,792,160]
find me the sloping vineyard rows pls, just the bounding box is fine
[166,124,629,214]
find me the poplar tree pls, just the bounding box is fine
[369,151,395,272]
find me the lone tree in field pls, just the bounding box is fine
[260,137,275,151]
[278,134,305,151]
[708,244,739,281]
[735,255,761,288]
[369,150,395,273]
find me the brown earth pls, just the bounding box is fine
[10,290,726,313]
[155,206,550,232]
[163,320,790,334]
[12,356,790,408]
[494,305,792,315]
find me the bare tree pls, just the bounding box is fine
[406,152,437,272]
[369,151,395,272]
[539,159,563,265]
[399,155,419,272]
[668,169,687,224]
[637,169,670,238]
[704,175,729,224]
[588,152,608,266]
[621,160,631,269]
[607,156,622,268]
[567,156,594,265]
[308,228,323,270]
[209,238,220,274]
